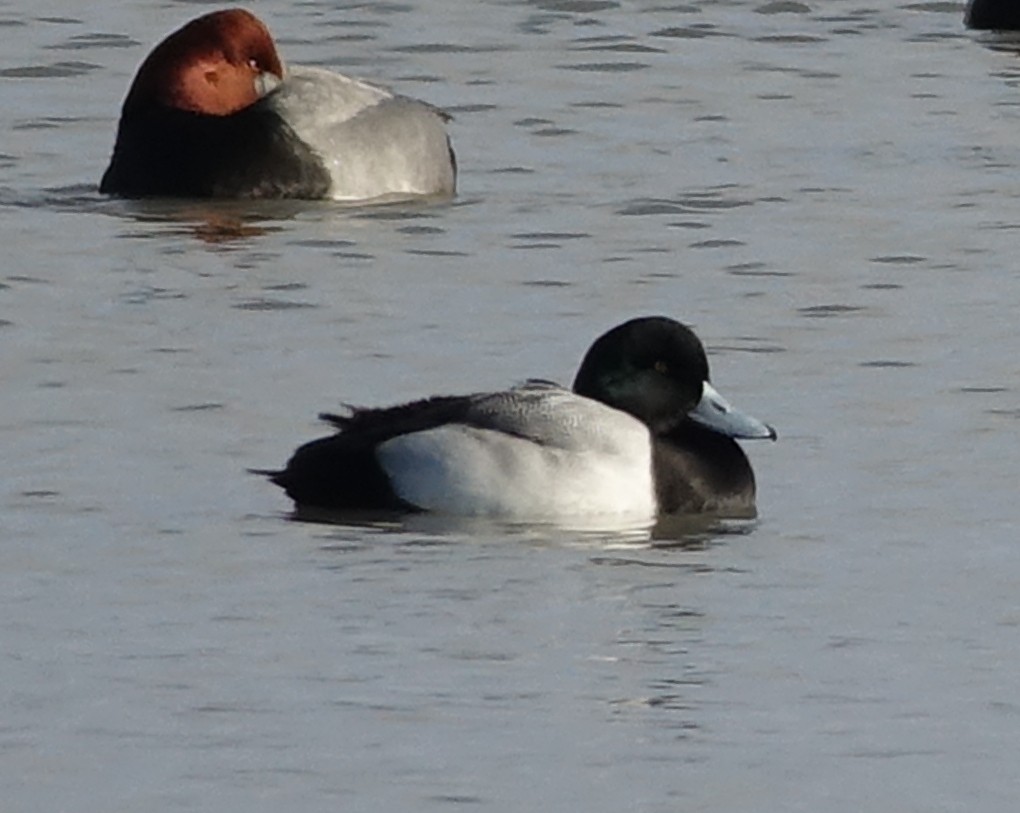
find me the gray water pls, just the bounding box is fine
[4,1,1020,810]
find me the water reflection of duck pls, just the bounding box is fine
[965,0,1020,30]
[262,317,776,521]
[100,9,456,202]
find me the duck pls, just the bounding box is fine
[99,8,456,201]
[965,0,1020,29]
[263,316,776,520]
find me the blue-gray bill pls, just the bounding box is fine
[688,382,777,441]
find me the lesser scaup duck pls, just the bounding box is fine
[100,9,456,201]
[965,0,1020,29]
[264,317,776,520]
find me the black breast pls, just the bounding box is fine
[652,423,757,515]
[100,103,332,199]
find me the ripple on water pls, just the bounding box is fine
[756,1,812,13]
[46,32,137,50]
[753,34,828,44]
[689,238,746,250]
[559,61,651,73]
[797,304,867,318]
[529,0,621,12]
[617,191,754,217]
[13,117,90,132]
[393,42,509,54]
[573,41,666,55]
[711,339,787,355]
[0,61,99,78]
[726,262,794,278]
[510,231,591,248]
[869,254,928,265]
[232,299,319,312]
[650,26,727,40]
[858,360,918,369]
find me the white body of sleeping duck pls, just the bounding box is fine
[100,8,455,202]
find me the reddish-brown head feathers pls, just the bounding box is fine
[122,9,284,115]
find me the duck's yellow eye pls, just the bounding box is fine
[654,360,668,375]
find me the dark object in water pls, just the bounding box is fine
[965,0,1020,30]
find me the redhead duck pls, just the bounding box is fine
[100,9,456,201]
[263,317,776,520]
[965,0,1020,29]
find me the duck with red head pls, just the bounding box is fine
[100,9,456,201]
